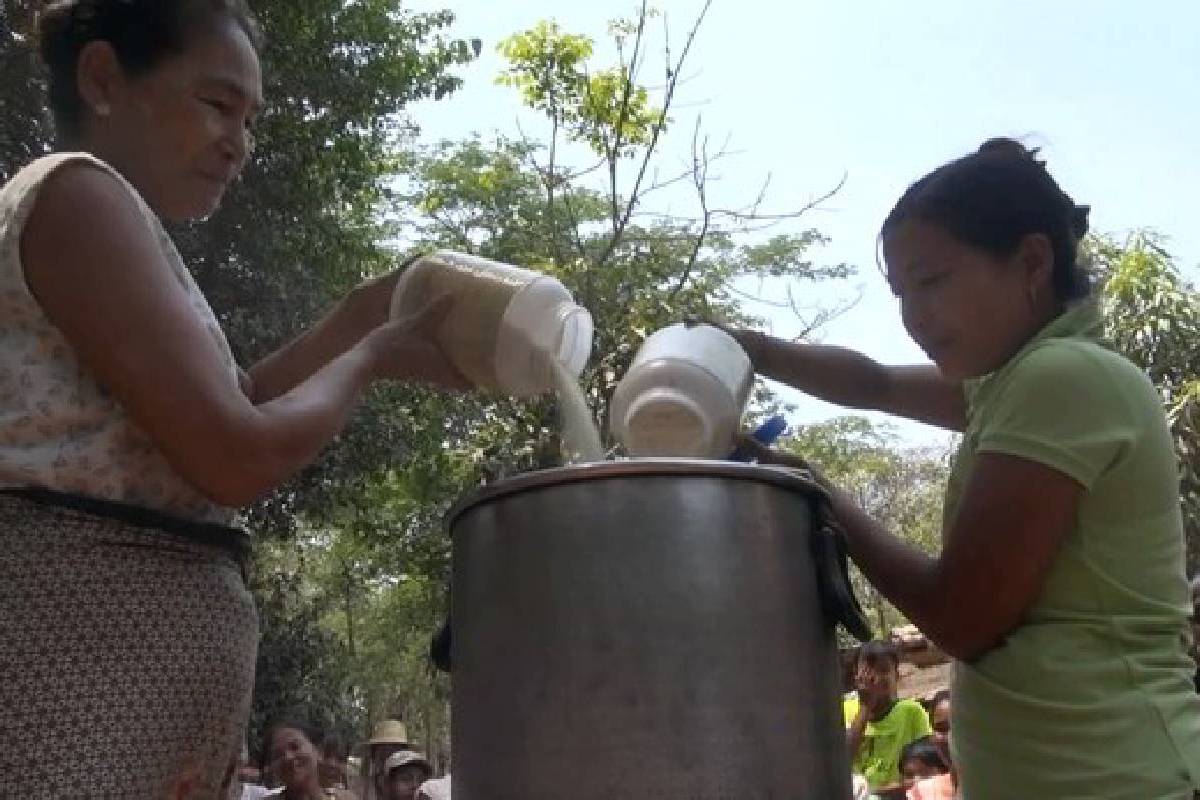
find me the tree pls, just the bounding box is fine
[248,536,359,760]
[0,2,54,180]
[395,3,852,474]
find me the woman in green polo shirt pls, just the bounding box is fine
[731,138,1200,798]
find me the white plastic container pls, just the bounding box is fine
[609,323,753,458]
[389,251,593,396]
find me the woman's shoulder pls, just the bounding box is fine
[5,152,120,195]
[3,152,151,246]
[999,335,1156,413]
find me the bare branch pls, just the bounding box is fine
[668,116,712,302]
[709,172,847,221]
[596,0,714,270]
[427,211,476,253]
[545,68,566,266]
[635,138,743,201]
[606,0,651,235]
[562,156,610,181]
[786,284,864,339]
[513,119,589,262]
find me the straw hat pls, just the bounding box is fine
[368,719,410,746]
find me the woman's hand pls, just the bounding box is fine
[734,435,836,493]
[685,316,772,368]
[360,293,471,390]
[245,257,423,404]
[343,254,423,329]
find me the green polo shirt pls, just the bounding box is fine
[945,303,1200,799]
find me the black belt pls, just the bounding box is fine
[1,486,252,560]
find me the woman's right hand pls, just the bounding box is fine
[685,316,772,368]
[360,294,471,390]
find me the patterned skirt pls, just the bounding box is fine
[0,490,259,799]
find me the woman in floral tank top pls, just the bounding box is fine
[0,2,465,797]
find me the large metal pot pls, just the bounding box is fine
[447,460,870,799]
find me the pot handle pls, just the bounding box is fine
[812,525,873,642]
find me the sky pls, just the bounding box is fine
[406,0,1200,446]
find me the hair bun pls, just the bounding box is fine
[977,137,1046,167]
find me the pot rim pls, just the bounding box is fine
[447,458,819,530]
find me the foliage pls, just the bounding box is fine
[495,19,661,157]
[0,1,54,178]
[396,3,852,471]
[248,538,359,761]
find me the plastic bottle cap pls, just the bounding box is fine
[622,389,713,457]
[754,415,788,445]
[553,302,593,377]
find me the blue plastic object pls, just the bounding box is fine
[727,414,787,461]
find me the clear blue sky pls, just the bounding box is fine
[408,0,1200,446]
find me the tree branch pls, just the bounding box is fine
[709,172,847,222]
[596,0,713,270]
[668,116,712,302]
[607,0,651,235]
[514,119,589,262]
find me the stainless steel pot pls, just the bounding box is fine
[446,459,870,799]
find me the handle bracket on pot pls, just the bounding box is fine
[812,523,873,643]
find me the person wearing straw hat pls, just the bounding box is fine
[380,751,433,800]
[362,720,410,800]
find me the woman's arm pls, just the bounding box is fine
[747,443,1080,662]
[729,329,967,432]
[242,266,408,404]
[827,452,1080,661]
[22,165,462,507]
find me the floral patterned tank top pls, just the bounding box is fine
[0,153,237,524]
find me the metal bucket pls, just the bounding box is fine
[446,460,870,799]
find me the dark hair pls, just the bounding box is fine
[36,0,262,138]
[924,688,951,715]
[260,713,327,770]
[901,736,951,774]
[881,137,1091,303]
[856,640,900,672]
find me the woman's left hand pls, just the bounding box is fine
[344,253,424,329]
[735,435,834,491]
[345,269,403,329]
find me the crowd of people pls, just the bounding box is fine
[231,717,448,800]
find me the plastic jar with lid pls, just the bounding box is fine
[609,323,753,458]
[389,251,593,396]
